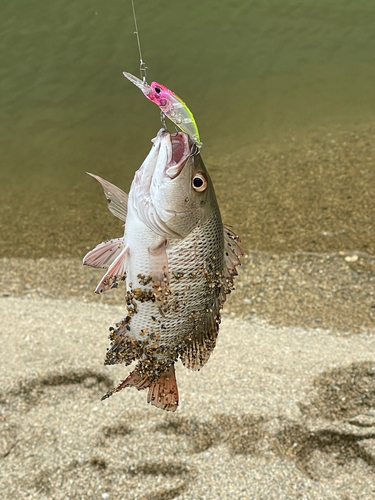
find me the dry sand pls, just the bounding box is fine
[1,268,375,499]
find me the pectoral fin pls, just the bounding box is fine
[149,239,169,286]
[87,173,128,222]
[148,240,170,314]
[95,246,129,294]
[83,238,124,269]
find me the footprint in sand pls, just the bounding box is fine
[0,369,115,498]
[155,413,266,455]
[1,370,113,409]
[1,369,198,500]
[153,361,375,487]
[96,416,197,500]
[275,361,375,481]
[3,362,375,498]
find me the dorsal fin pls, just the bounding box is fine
[87,173,128,222]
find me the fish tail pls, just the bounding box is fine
[146,364,179,412]
[101,364,179,412]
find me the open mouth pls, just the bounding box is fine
[166,133,191,179]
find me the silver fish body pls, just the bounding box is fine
[84,129,242,411]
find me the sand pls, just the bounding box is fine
[1,271,375,499]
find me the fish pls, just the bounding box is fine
[123,71,202,148]
[83,129,242,411]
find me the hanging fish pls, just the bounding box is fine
[84,129,242,411]
[123,71,202,149]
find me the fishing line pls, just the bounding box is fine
[130,0,147,83]
[129,0,172,132]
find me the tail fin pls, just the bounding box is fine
[146,365,179,411]
[102,364,179,412]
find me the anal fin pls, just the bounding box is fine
[149,239,169,286]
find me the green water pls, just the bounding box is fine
[1,0,375,257]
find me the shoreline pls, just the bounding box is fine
[1,250,374,334]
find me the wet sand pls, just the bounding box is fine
[2,123,375,260]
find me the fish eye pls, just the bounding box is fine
[155,87,161,94]
[192,173,208,192]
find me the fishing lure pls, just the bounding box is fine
[123,71,202,149]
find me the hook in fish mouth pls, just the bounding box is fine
[166,133,192,179]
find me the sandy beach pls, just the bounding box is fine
[1,253,375,500]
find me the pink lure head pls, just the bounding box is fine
[147,82,175,114]
[122,72,175,113]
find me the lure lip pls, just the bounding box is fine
[123,71,152,97]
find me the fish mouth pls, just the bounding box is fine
[165,132,192,179]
